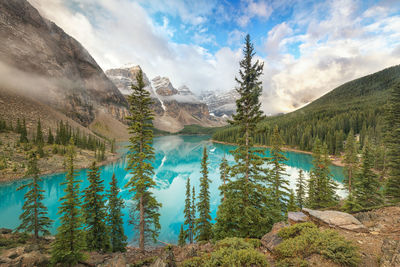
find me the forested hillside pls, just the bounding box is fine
[213,65,400,156]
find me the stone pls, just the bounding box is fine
[261,221,289,252]
[288,211,308,224]
[381,238,400,267]
[302,208,368,232]
[24,243,40,253]
[98,253,128,267]
[150,258,167,267]
[0,228,12,234]
[19,251,50,267]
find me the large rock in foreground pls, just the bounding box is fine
[302,208,368,232]
[261,221,289,252]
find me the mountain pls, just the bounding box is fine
[106,66,225,132]
[213,64,400,154]
[0,0,128,139]
[200,89,239,117]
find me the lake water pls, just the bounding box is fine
[0,135,345,245]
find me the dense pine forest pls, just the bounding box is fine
[213,64,400,156]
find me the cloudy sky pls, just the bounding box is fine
[29,0,400,114]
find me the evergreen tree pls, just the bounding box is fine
[111,138,116,153]
[191,186,196,240]
[307,139,338,209]
[295,169,306,209]
[107,173,127,252]
[82,161,110,252]
[195,147,212,241]
[48,128,54,144]
[51,139,85,266]
[354,139,383,209]
[35,119,44,145]
[287,190,298,212]
[20,118,28,143]
[385,82,400,203]
[219,156,229,201]
[268,125,290,221]
[184,178,194,243]
[214,34,271,239]
[125,69,161,252]
[16,152,52,242]
[343,129,358,194]
[178,224,186,247]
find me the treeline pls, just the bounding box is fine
[0,117,107,153]
[213,65,400,156]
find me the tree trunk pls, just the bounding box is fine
[139,195,145,252]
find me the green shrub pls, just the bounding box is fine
[275,223,360,267]
[181,238,269,267]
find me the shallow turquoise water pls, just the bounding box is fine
[0,135,345,245]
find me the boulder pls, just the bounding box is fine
[302,208,368,232]
[288,211,308,224]
[97,253,128,267]
[261,221,289,252]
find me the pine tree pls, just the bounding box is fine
[195,147,212,242]
[125,69,161,252]
[307,139,338,209]
[16,151,52,242]
[51,139,85,266]
[184,178,194,243]
[214,34,271,239]
[35,119,44,145]
[20,118,28,143]
[342,193,362,213]
[295,169,306,209]
[268,125,290,221]
[219,156,229,201]
[343,129,358,194]
[287,190,298,212]
[111,138,116,153]
[82,161,110,252]
[48,128,54,144]
[191,186,196,240]
[385,82,400,203]
[354,138,383,209]
[107,173,127,252]
[178,224,186,247]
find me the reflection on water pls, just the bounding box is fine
[0,135,345,244]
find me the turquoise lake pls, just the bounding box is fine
[0,135,345,245]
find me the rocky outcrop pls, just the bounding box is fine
[261,221,289,252]
[200,89,239,117]
[302,208,368,232]
[0,0,128,126]
[288,211,308,224]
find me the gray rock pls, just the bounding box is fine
[288,211,308,224]
[150,258,167,267]
[302,208,368,232]
[261,221,289,252]
[97,253,128,267]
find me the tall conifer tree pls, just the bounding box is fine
[307,139,338,209]
[195,147,212,241]
[214,34,270,239]
[82,161,110,252]
[107,173,127,252]
[178,224,186,247]
[51,139,85,266]
[125,69,161,252]
[343,129,358,194]
[295,169,306,209]
[184,178,194,243]
[268,125,290,221]
[354,139,383,208]
[35,119,44,145]
[16,151,52,242]
[219,156,229,201]
[385,82,400,203]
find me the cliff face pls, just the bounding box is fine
[200,89,239,118]
[106,66,225,132]
[0,0,128,126]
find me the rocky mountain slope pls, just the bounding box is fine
[106,66,226,132]
[0,0,128,139]
[200,89,239,117]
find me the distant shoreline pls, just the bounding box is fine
[211,139,345,167]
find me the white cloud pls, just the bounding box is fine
[238,0,272,27]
